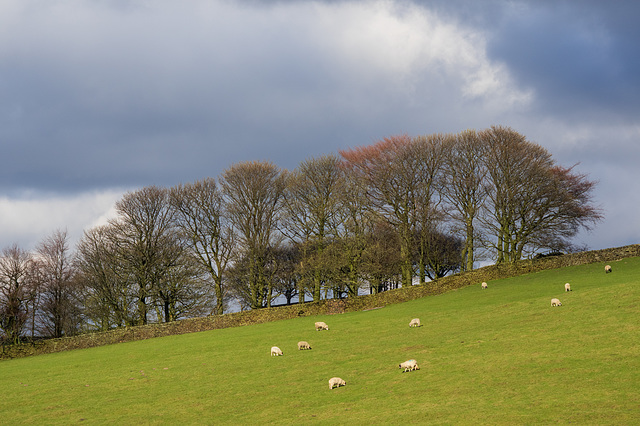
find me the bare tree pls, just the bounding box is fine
[170,178,235,315]
[111,186,174,324]
[220,161,287,309]
[227,245,291,309]
[76,225,136,330]
[225,253,254,311]
[441,130,489,271]
[481,126,602,262]
[281,155,346,302]
[326,170,372,298]
[266,244,300,305]
[33,229,82,338]
[528,164,602,252]
[340,134,445,287]
[414,206,446,283]
[412,134,447,282]
[151,250,210,322]
[0,244,35,344]
[361,221,402,294]
[413,228,464,280]
[111,186,205,324]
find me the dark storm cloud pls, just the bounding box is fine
[0,0,337,191]
[1,0,483,193]
[484,1,640,120]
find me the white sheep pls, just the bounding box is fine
[328,377,346,389]
[297,341,311,350]
[565,283,571,292]
[270,346,283,356]
[551,298,562,307]
[398,359,419,372]
[605,264,612,273]
[315,321,329,331]
[481,282,488,289]
[409,318,421,328]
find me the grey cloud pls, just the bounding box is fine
[1,0,477,192]
[485,1,640,120]
[0,0,638,252]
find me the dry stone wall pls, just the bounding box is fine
[3,244,638,360]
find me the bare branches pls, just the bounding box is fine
[33,229,82,338]
[3,125,603,330]
[340,134,446,286]
[0,245,35,344]
[281,155,346,301]
[220,161,287,309]
[170,178,235,315]
[481,126,602,262]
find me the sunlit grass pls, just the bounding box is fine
[1,258,639,424]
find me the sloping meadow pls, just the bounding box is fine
[1,257,639,424]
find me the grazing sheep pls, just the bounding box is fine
[398,359,420,372]
[551,298,562,307]
[481,282,488,289]
[605,265,612,273]
[409,318,421,328]
[328,377,346,390]
[270,346,283,356]
[565,283,571,292]
[315,321,329,331]
[297,341,311,350]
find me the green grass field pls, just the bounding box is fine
[1,258,639,424]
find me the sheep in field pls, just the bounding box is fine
[565,283,571,292]
[551,298,562,307]
[605,265,612,273]
[409,318,421,328]
[270,346,283,356]
[481,282,488,289]
[329,377,346,390]
[315,321,329,331]
[399,359,420,372]
[297,341,311,350]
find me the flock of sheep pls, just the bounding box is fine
[482,264,612,307]
[270,319,421,390]
[270,264,613,390]
[551,264,612,306]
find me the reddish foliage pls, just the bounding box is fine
[339,134,412,178]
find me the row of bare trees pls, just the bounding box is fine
[0,231,81,344]
[1,126,601,341]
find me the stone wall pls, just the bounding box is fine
[2,244,638,360]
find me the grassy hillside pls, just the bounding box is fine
[1,258,638,424]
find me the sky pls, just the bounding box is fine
[1,0,639,253]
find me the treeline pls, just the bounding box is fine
[0,126,601,342]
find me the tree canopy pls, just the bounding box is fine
[1,127,602,340]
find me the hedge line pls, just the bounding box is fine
[2,244,638,360]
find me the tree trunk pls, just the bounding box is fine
[465,218,474,271]
[214,279,224,315]
[137,294,147,325]
[313,270,321,302]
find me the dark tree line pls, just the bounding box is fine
[0,126,601,342]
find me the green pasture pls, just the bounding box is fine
[1,258,639,424]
